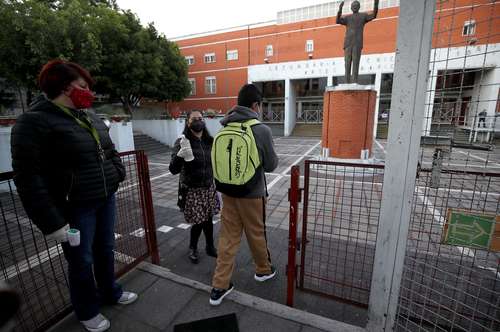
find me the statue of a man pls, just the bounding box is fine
[337,0,379,84]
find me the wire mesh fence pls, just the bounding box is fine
[298,160,384,307]
[0,150,158,332]
[395,0,500,330]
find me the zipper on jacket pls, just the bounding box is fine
[227,139,233,181]
[66,172,74,201]
[200,139,206,185]
[98,145,108,197]
[100,162,108,197]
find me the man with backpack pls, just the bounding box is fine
[209,84,279,305]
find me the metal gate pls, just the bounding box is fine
[396,167,500,331]
[0,150,159,332]
[287,160,499,330]
[287,160,385,307]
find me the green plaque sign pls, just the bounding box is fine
[443,210,496,250]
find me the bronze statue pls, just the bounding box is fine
[337,0,379,84]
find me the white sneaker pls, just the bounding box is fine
[117,291,138,305]
[254,266,276,282]
[81,313,110,332]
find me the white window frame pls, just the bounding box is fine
[265,45,274,57]
[205,76,216,94]
[226,49,238,61]
[188,78,196,96]
[204,52,216,63]
[462,20,476,36]
[306,40,314,52]
[185,55,195,66]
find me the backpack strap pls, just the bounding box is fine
[225,119,261,128]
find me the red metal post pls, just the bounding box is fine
[286,165,300,307]
[137,151,160,265]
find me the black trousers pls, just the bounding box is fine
[189,217,214,249]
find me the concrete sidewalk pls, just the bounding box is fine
[49,262,363,332]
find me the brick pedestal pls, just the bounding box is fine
[322,85,376,159]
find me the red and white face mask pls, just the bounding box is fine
[69,86,95,109]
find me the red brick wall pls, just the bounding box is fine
[322,89,376,159]
[169,1,498,114]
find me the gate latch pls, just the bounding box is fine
[430,148,443,189]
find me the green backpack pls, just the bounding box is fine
[212,119,261,185]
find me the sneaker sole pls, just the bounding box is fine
[254,270,276,282]
[82,319,110,332]
[209,286,234,306]
[117,293,138,305]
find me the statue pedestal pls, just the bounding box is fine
[322,84,376,159]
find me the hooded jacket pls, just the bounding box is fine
[11,95,125,234]
[217,105,279,198]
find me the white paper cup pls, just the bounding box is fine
[67,228,80,247]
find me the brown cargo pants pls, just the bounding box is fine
[212,194,273,289]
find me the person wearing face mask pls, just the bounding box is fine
[169,110,219,264]
[11,60,135,332]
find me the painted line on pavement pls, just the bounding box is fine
[457,151,500,166]
[150,172,172,181]
[129,228,145,238]
[267,141,321,190]
[157,225,173,233]
[149,162,171,167]
[176,223,191,229]
[1,244,63,281]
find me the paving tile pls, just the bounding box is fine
[118,278,197,330]
[237,308,302,332]
[164,293,246,331]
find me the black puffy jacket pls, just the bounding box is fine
[169,129,213,189]
[11,95,125,234]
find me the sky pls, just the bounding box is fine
[115,0,333,39]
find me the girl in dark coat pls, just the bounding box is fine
[169,110,219,263]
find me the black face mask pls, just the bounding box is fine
[190,120,205,133]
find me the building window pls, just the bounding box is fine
[205,76,216,94]
[306,40,314,52]
[204,53,216,63]
[462,20,476,36]
[185,56,194,66]
[265,45,273,57]
[226,50,238,61]
[188,78,196,96]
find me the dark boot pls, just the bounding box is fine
[188,247,199,264]
[206,245,217,258]
[189,224,203,264]
[203,218,217,258]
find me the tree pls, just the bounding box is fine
[0,0,190,113]
[94,11,190,112]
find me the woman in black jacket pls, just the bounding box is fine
[11,60,136,332]
[169,110,219,264]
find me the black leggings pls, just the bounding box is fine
[189,217,214,249]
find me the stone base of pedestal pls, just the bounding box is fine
[322,84,376,159]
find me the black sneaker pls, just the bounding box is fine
[254,266,276,282]
[209,283,234,306]
[188,248,199,264]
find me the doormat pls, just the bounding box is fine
[173,313,239,332]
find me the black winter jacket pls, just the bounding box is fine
[11,96,125,235]
[169,130,214,189]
